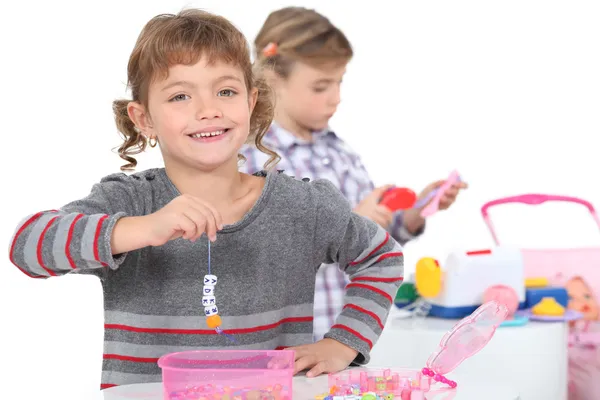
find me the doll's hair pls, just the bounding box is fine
[113,9,279,170]
[254,7,353,78]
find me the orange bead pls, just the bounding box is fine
[206,314,222,329]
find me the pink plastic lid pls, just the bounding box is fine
[425,301,508,375]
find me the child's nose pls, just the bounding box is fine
[195,98,223,120]
[329,88,341,106]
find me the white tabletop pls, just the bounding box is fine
[99,374,520,400]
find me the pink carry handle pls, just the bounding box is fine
[481,194,600,245]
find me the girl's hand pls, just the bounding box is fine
[354,185,395,228]
[144,194,223,245]
[289,338,358,377]
[403,179,468,234]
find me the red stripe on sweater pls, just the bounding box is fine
[346,282,393,303]
[103,354,157,363]
[349,232,389,266]
[36,216,59,276]
[375,252,403,263]
[352,276,404,283]
[331,324,373,349]
[93,215,109,267]
[9,211,48,278]
[100,384,117,389]
[344,304,384,329]
[105,316,313,335]
[65,214,84,269]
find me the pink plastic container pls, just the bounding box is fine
[157,350,295,400]
[328,367,426,395]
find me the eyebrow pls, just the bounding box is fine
[215,75,244,84]
[161,80,196,92]
[161,75,243,92]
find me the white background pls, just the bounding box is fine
[0,1,599,399]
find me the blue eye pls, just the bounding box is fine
[170,94,190,102]
[218,89,236,97]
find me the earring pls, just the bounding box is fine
[148,136,158,148]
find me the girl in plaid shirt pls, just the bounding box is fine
[240,7,467,341]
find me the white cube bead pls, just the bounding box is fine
[203,274,218,286]
[202,285,215,296]
[204,305,219,316]
[202,295,216,306]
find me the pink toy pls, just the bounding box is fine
[483,285,519,317]
[482,193,600,400]
[420,170,462,218]
[423,300,508,386]
[325,301,508,398]
[157,350,294,400]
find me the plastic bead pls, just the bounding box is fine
[202,295,216,306]
[421,368,434,376]
[448,380,457,388]
[206,314,222,328]
[204,274,218,286]
[433,374,443,382]
[205,305,219,316]
[203,285,215,296]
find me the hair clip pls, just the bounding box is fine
[262,42,278,57]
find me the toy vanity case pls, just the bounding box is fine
[422,246,526,318]
[481,194,600,400]
[320,301,508,400]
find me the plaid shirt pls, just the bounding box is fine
[239,123,422,340]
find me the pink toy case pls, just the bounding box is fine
[328,301,508,398]
[481,194,600,400]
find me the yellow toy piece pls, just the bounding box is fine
[525,277,548,288]
[415,257,442,298]
[532,297,565,316]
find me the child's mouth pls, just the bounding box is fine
[187,129,230,142]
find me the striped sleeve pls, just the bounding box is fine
[7,174,140,278]
[389,211,425,245]
[311,179,404,363]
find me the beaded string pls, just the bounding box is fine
[421,368,457,388]
[203,238,236,343]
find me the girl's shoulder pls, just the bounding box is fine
[266,170,351,213]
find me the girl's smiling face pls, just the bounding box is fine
[129,57,257,172]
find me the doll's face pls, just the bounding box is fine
[567,277,599,320]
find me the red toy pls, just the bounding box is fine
[379,187,418,211]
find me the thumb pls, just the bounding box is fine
[429,179,446,189]
[421,179,445,196]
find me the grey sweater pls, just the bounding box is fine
[8,168,404,389]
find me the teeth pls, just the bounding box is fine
[190,130,225,138]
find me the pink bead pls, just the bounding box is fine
[421,368,433,376]
[433,374,443,382]
[448,381,457,388]
[440,376,449,384]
